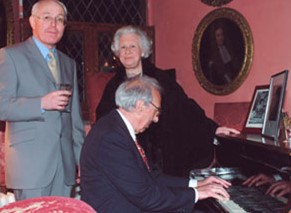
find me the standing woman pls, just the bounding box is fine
[96,25,239,176]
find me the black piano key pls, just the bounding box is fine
[226,185,286,212]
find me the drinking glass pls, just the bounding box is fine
[57,83,72,112]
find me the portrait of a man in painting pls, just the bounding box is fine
[199,18,245,86]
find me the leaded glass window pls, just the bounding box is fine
[22,0,146,25]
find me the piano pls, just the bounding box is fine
[192,133,291,213]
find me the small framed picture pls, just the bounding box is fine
[243,85,269,133]
[262,70,289,140]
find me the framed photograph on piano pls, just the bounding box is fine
[243,85,269,133]
[262,70,289,140]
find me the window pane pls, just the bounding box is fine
[23,0,146,25]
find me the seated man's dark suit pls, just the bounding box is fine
[95,59,218,176]
[80,110,196,213]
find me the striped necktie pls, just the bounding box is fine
[48,51,60,83]
[135,140,150,171]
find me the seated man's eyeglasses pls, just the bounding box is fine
[150,102,161,114]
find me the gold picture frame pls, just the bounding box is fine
[201,0,233,7]
[192,8,254,95]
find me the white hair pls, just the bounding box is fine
[111,25,152,58]
[115,75,162,111]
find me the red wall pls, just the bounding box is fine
[148,0,291,118]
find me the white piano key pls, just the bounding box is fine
[218,199,248,213]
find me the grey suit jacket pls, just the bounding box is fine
[0,37,85,189]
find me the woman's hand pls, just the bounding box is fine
[215,126,240,135]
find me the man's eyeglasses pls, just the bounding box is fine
[33,15,66,26]
[150,102,161,114]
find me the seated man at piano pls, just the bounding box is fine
[243,173,291,197]
[81,75,232,213]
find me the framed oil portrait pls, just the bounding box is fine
[262,70,289,140]
[192,8,254,95]
[243,85,269,133]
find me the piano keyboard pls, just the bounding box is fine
[218,199,247,213]
[190,168,289,212]
[218,185,287,213]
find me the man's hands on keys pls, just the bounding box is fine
[243,173,291,197]
[266,180,291,197]
[242,173,275,187]
[197,176,231,201]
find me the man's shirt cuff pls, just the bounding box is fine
[189,179,198,203]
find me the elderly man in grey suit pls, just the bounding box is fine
[0,0,85,200]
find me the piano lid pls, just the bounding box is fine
[217,133,291,155]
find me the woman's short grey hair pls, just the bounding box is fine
[31,0,68,19]
[115,75,162,112]
[111,25,152,58]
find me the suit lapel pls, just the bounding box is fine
[26,38,57,85]
[57,51,73,84]
[57,51,65,83]
[114,110,149,171]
